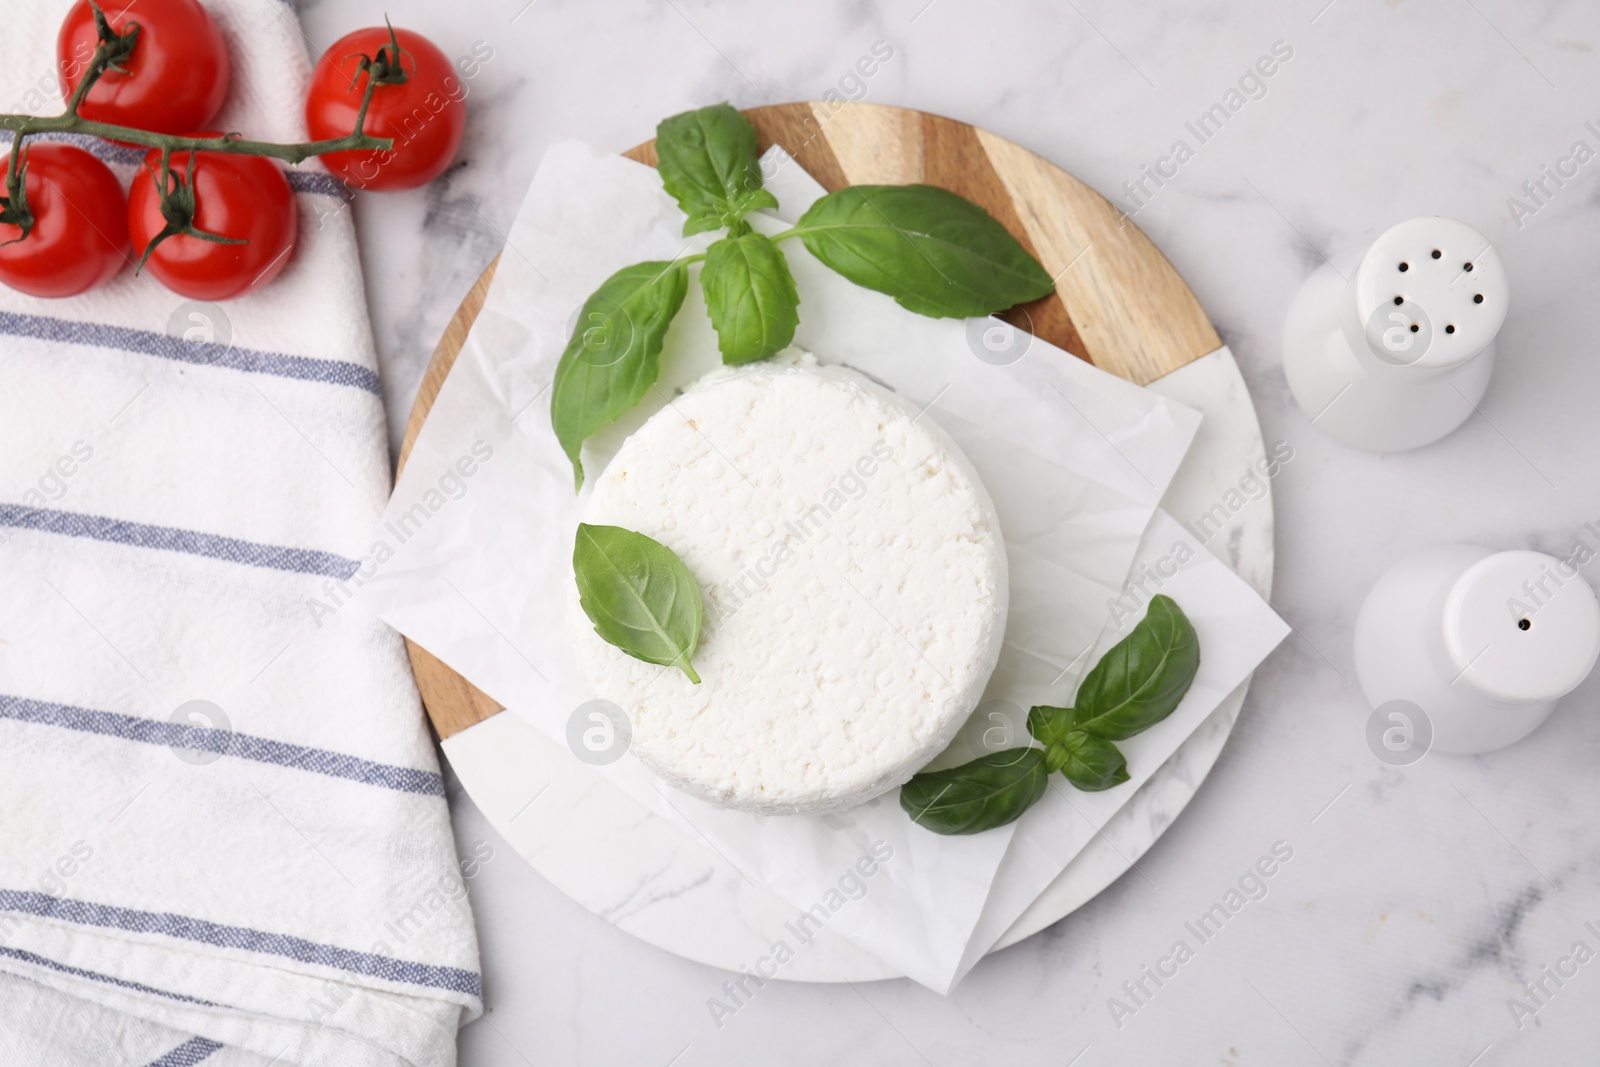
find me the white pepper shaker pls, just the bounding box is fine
[1355,545,1600,756]
[1283,217,1507,452]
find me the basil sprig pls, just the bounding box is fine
[573,523,704,682]
[901,595,1199,835]
[655,102,779,236]
[792,185,1055,318]
[552,261,688,490]
[549,103,1055,490]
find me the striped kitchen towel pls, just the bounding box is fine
[0,2,482,1065]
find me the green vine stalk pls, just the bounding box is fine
[0,3,401,250]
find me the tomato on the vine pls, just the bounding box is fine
[305,27,466,191]
[0,144,129,299]
[128,144,297,301]
[57,0,230,136]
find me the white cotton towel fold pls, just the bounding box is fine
[0,2,482,1065]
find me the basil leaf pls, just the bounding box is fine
[793,184,1055,318]
[573,523,704,683]
[550,261,688,490]
[655,103,779,237]
[1046,731,1130,791]
[1070,595,1200,741]
[1026,703,1073,748]
[701,233,800,364]
[899,747,1047,835]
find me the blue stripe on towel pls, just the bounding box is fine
[0,890,483,1000]
[29,133,143,166]
[142,1037,224,1067]
[32,132,348,199]
[0,504,361,579]
[285,170,349,198]
[0,695,447,797]
[0,310,381,395]
[0,945,222,1008]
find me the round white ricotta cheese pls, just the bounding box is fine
[568,355,1008,814]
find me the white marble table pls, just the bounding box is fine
[297,0,1600,1062]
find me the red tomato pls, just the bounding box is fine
[57,0,230,136]
[0,143,129,298]
[305,27,466,191]
[128,145,297,301]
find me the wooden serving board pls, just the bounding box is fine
[397,101,1221,741]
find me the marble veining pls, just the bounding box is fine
[297,0,1600,1063]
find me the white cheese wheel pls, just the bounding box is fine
[568,355,1008,814]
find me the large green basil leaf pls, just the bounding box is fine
[793,184,1055,318]
[1070,595,1200,741]
[1045,731,1130,792]
[550,260,688,490]
[655,103,780,236]
[899,747,1047,835]
[701,232,800,364]
[573,523,704,683]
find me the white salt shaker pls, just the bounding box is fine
[1283,217,1508,452]
[1355,546,1600,756]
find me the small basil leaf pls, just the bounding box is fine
[573,523,704,683]
[794,184,1055,318]
[1071,595,1200,741]
[1047,731,1130,791]
[899,747,1047,835]
[655,103,779,236]
[550,261,689,490]
[1027,704,1073,748]
[702,233,800,364]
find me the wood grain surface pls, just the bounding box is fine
[396,101,1220,740]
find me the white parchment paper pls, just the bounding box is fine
[946,509,1290,989]
[359,141,1285,989]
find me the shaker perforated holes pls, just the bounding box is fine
[1286,216,1509,450]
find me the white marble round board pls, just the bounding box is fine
[399,103,1275,980]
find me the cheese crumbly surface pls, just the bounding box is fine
[569,356,1008,814]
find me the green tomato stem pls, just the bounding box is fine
[2,3,395,170]
[0,2,400,259]
[0,114,394,164]
[66,5,138,118]
[5,129,21,186]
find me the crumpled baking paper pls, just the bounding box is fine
[359,139,1284,990]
